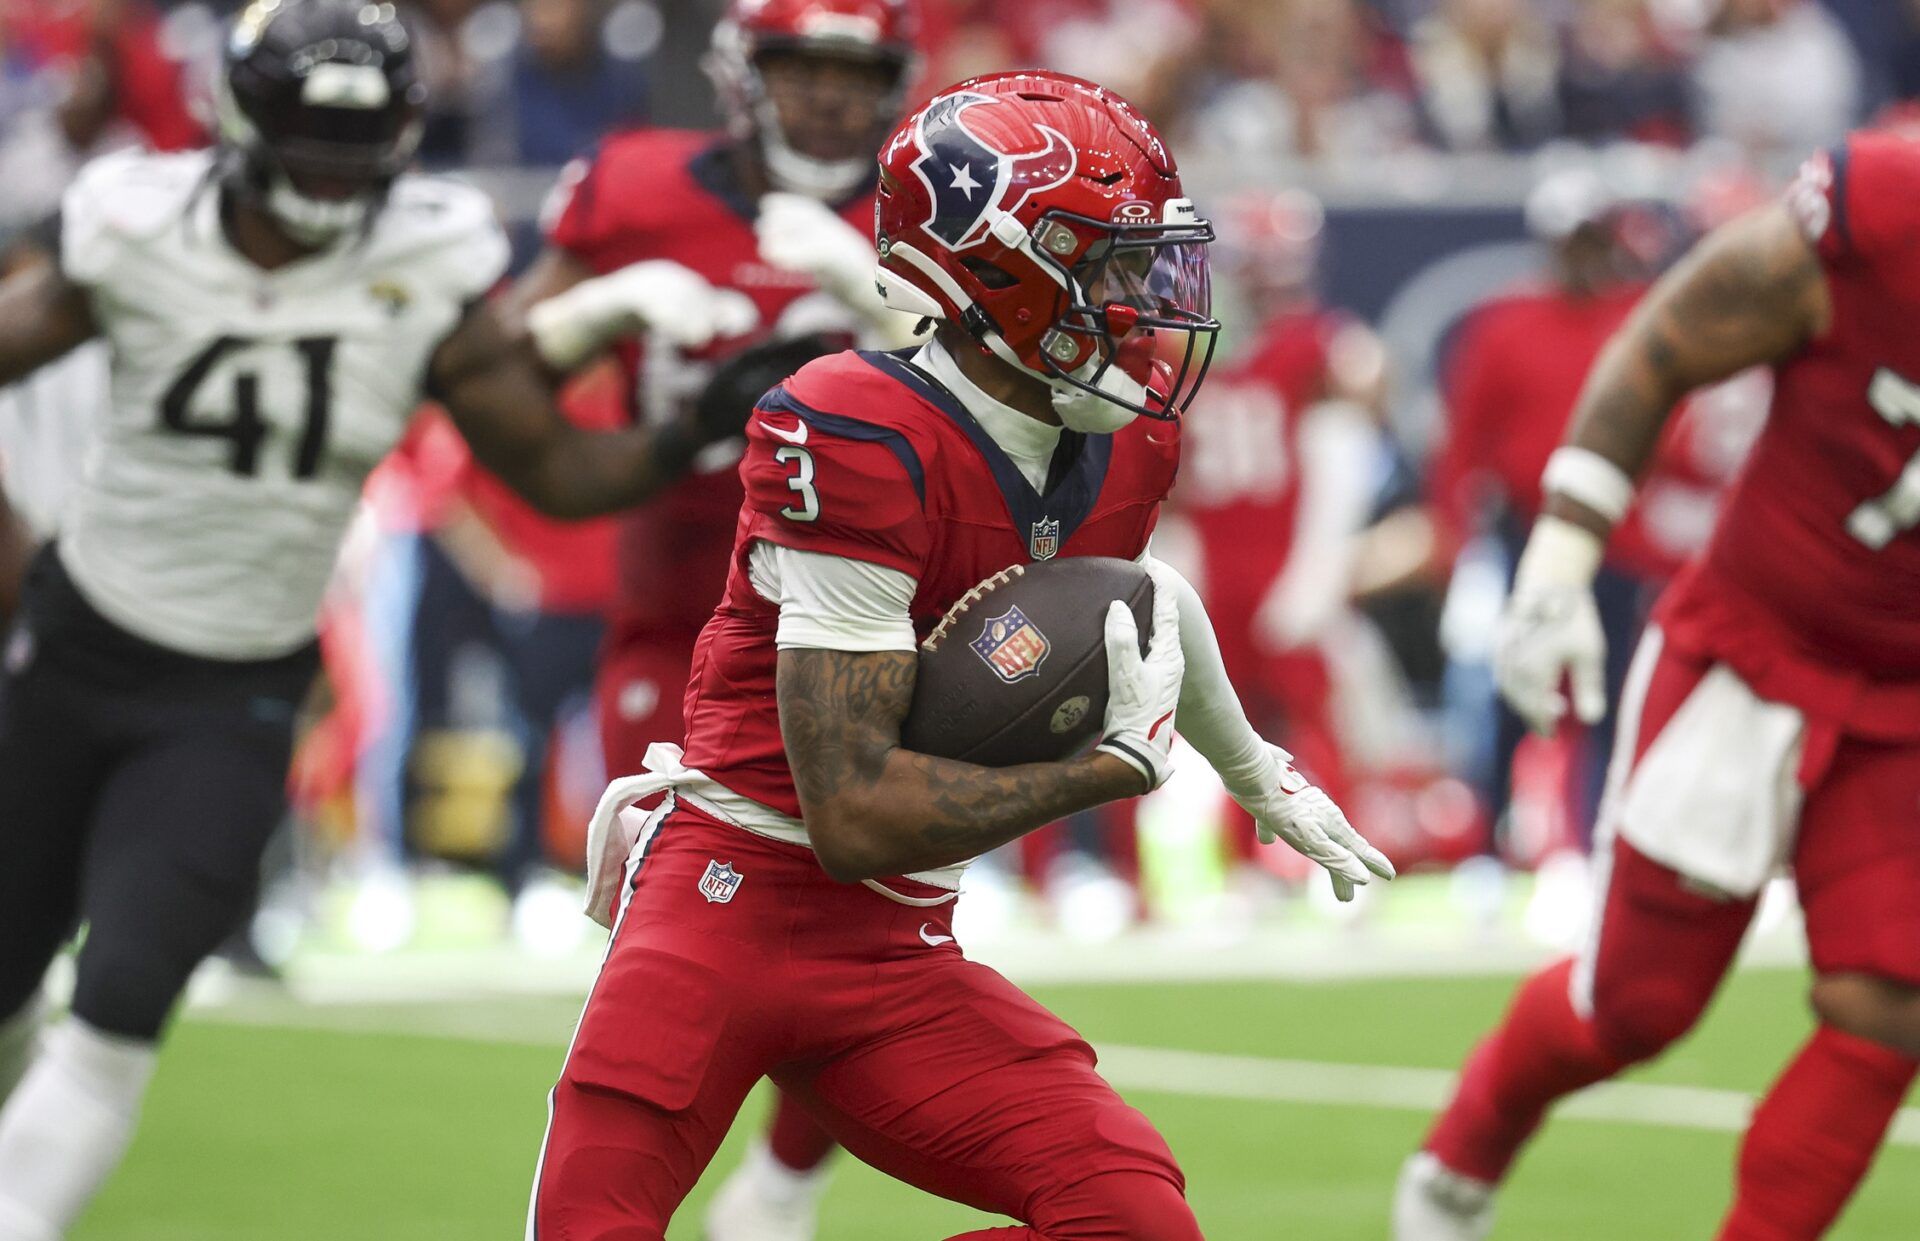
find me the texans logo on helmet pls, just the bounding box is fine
[910,91,1076,251]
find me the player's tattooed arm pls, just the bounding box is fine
[779,647,1142,882]
[429,298,702,519]
[0,248,97,385]
[1550,201,1829,535]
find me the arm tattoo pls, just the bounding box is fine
[1556,202,1826,525]
[778,647,1134,877]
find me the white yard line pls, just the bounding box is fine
[1094,1044,1920,1147]
[184,997,1920,1149]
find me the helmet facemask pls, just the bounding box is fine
[217,52,423,249]
[709,22,914,202]
[1033,209,1218,429]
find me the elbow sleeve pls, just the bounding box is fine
[1150,556,1268,790]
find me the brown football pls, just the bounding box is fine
[900,557,1153,767]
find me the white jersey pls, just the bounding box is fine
[55,149,509,659]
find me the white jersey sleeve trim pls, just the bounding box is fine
[749,541,918,652]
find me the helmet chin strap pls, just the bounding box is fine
[1049,356,1146,433]
[264,172,370,247]
[756,102,869,201]
[881,233,1146,433]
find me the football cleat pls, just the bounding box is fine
[1394,1152,1496,1241]
[704,1144,826,1241]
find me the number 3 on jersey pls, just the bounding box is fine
[1848,367,1920,549]
[775,446,820,522]
[159,336,336,480]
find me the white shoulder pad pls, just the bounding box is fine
[368,175,512,303]
[60,149,215,286]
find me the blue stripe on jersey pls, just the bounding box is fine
[857,349,1113,557]
[756,385,927,505]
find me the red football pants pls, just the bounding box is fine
[1428,633,1920,1187]
[529,805,1198,1241]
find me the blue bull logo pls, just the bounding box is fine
[910,91,1076,251]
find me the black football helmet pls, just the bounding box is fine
[216,0,426,246]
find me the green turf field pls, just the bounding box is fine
[68,963,1920,1239]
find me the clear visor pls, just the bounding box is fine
[1040,217,1220,420]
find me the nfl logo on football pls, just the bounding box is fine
[699,860,743,904]
[970,605,1052,683]
[1029,517,1060,560]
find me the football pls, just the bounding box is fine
[900,557,1153,767]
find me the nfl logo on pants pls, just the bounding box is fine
[699,860,743,904]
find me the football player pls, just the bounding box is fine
[1175,188,1381,842]
[528,71,1394,1239]
[1397,133,1920,1240]
[0,3,749,1236]
[501,1,922,1232]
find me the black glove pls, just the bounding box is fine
[689,332,842,445]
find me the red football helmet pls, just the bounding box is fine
[708,0,920,201]
[874,71,1219,426]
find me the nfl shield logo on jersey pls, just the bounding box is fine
[970,605,1051,683]
[1029,518,1060,560]
[699,860,743,904]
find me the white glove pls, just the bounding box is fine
[527,259,760,371]
[755,192,924,347]
[755,191,879,304]
[1229,743,1395,902]
[1096,564,1186,792]
[1494,515,1609,736]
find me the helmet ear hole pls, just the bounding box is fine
[961,258,1019,291]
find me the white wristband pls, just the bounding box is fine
[1542,446,1635,525]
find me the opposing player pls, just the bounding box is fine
[1397,133,1920,1240]
[529,72,1394,1239]
[0,4,750,1237]
[503,2,922,1230]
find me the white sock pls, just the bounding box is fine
[0,1018,157,1240]
[742,1139,828,1208]
[0,998,44,1104]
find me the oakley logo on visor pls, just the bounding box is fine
[910,91,1075,250]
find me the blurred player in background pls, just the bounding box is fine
[529,71,1392,1239]
[503,1,923,1234]
[1172,187,1383,879]
[1398,132,1920,1241]
[0,2,752,1236]
[1429,167,1765,861]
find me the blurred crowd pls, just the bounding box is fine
[0,0,1899,952]
[9,0,1920,197]
[6,0,1920,243]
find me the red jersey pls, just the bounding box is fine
[1654,134,1920,736]
[1173,307,1339,620]
[1434,282,1759,580]
[3,2,202,152]
[680,348,1179,817]
[452,371,625,615]
[543,129,878,631]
